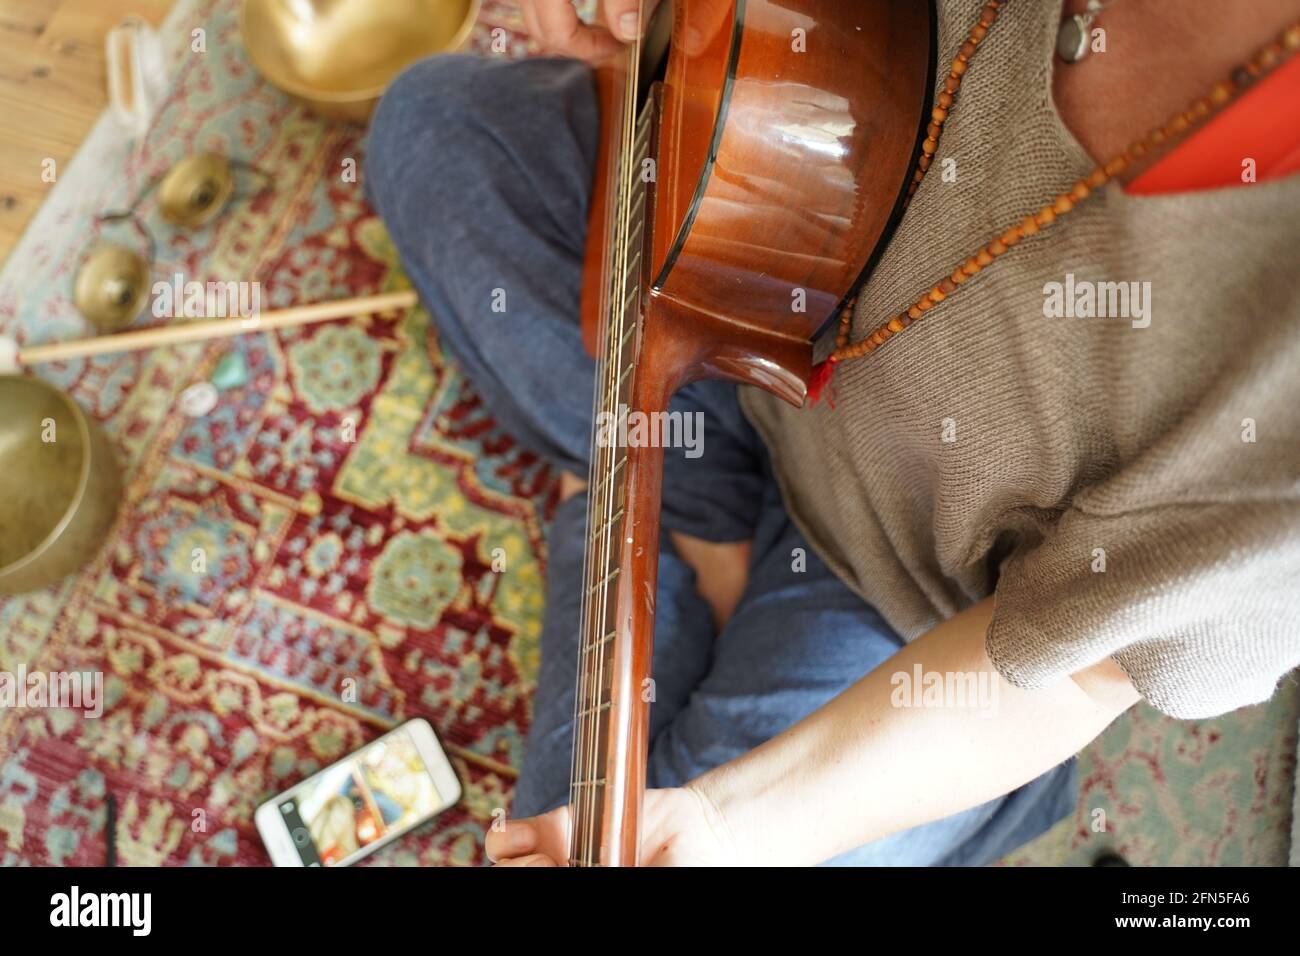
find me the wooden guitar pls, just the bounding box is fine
[569,0,934,866]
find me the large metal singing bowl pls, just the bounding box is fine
[240,0,480,122]
[0,376,122,595]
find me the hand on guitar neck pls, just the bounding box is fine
[521,0,723,64]
[519,0,660,63]
[486,781,738,866]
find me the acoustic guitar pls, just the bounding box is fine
[569,0,934,866]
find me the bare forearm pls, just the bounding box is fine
[691,597,1138,866]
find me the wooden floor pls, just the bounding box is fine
[0,0,172,267]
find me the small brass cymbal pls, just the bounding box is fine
[73,241,151,333]
[157,152,235,227]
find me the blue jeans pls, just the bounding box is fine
[366,53,1075,865]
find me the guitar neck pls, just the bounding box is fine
[567,92,660,868]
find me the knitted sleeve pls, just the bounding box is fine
[986,498,1300,718]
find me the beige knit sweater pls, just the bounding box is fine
[741,0,1300,718]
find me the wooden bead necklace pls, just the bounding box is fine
[807,3,1300,405]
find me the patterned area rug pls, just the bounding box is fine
[0,0,1293,867]
[0,0,551,866]
[1005,692,1297,866]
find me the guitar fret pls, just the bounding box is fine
[614,292,640,327]
[623,251,643,283]
[587,566,620,594]
[620,318,639,349]
[583,628,617,652]
[576,700,613,718]
[627,219,644,252]
[592,455,626,498]
[592,506,626,538]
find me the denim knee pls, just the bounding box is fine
[364,54,488,216]
[365,53,596,226]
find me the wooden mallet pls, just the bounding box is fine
[0,289,419,372]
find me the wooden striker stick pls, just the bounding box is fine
[16,289,419,366]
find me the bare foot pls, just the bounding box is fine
[555,470,750,629]
[559,471,587,502]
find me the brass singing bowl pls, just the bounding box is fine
[240,0,480,122]
[0,376,122,595]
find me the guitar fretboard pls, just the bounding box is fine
[567,97,655,868]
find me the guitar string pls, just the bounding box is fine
[570,53,618,866]
[617,0,647,863]
[583,142,618,864]
[568,210,600,863]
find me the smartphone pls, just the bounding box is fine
[255,718,461,867]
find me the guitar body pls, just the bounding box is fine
[569,0,934,866]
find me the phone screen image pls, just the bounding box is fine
[276,726,443,866]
